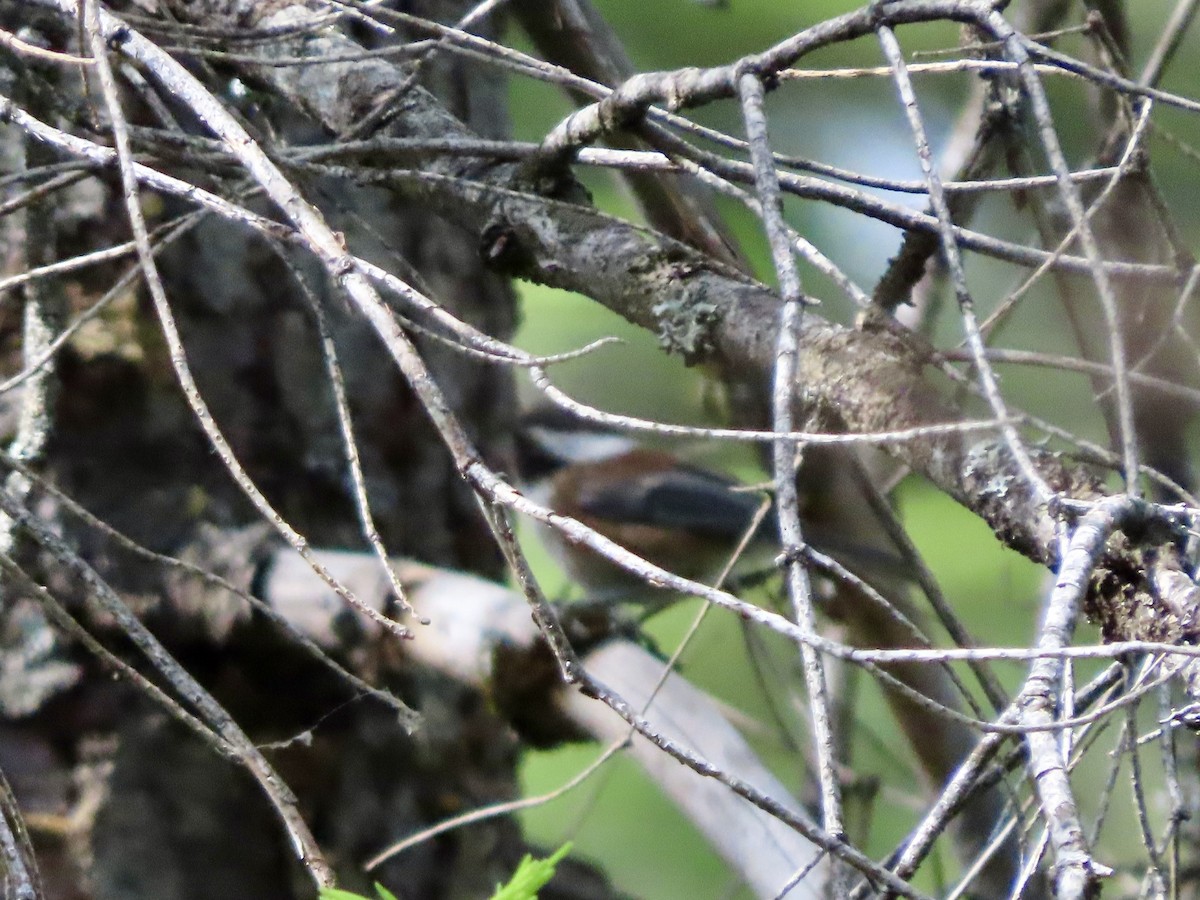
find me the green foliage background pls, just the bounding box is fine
[504,1,1194,896]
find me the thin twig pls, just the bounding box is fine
[738,71,845,865]
[80,5,333,882]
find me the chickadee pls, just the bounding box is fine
[514,408,777,607]
[514,409,911,611]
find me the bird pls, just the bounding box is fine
[513,407,783,609]
[513,407,913,613]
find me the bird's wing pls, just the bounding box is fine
[580,466,770,540]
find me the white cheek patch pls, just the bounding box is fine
[521,478,555,509]
[525,426,639,463]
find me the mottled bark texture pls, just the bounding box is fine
[0,3,618,898]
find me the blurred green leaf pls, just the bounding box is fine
[491,842,573,900]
